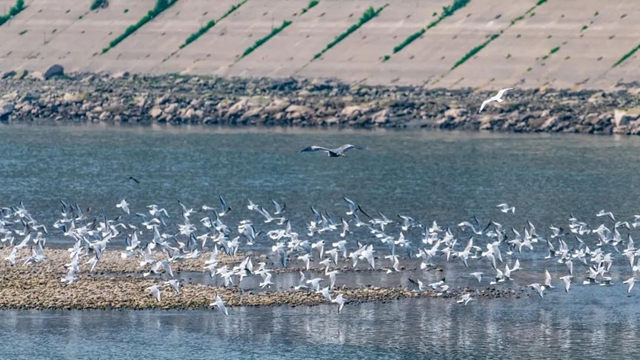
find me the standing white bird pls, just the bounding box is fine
[479,88,513,113]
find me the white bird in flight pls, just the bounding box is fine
[559,275,572,293]
[496,203,515,214]
[147,285,161,302]
[457,293,474,305]
[624,277,635,294]
[210,294,229,315]
[331,294,347,313]
[479,88,513,113]
[116,199,130,215]
[470,272,483,283]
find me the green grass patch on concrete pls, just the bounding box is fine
[0,0,25,27]
[300,0,319,15]
[180,20,215,49]
[447,0,548,72]
[427,0,470,29]
[541,46,560,60]
[613,44,640,67]
[393,0,471,54]
[219,0,247,22]
[91,0,108,11]
[240,20,292,59]
[178,0,247,50]
[18,29,27,35]
[313,5,388,61]
[102,0,178,54]
[392,29,425,54]
[451,34,499,70]
[384,0,470,61]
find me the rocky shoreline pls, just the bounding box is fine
[0,248,522,311]
[0,67,639,134]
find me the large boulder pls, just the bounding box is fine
[0,101,14,119]
[44,64,64,80]
[149,106,163,119]
[614,108,640,127]
[1,70,16,79]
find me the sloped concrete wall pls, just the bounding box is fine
[0,0,638,89]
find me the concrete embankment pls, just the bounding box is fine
[0,74,639,134]
[0,0,637,90]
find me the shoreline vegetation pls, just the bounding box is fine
[0,71,639,134]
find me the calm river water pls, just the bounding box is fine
[2,124,640,358]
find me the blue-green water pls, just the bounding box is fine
[3,124,640,358]
[2,296,640,359]
[2,124,640,250]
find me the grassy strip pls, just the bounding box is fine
[386,0,470,58]
[449,0,547,70]
[90,0,108,10]
[313,5,388,61]
[451,34,499,70]
[0,0,25,27]
[180,20,215,49]
[178,0,247,50]
[300,0,319,15]
[102,0,178,54]
[392,29,425,54]
[613,44,640,67]
[240,20,292,59]
[218,0,248,22]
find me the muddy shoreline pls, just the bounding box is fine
[0,71,639,134]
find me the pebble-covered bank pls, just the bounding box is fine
[0,66,639,134]
[0,249,522,311]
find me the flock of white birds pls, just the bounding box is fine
[2,193,640,315]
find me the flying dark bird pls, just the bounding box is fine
[129,176,140,184]
[298,144,365,157]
